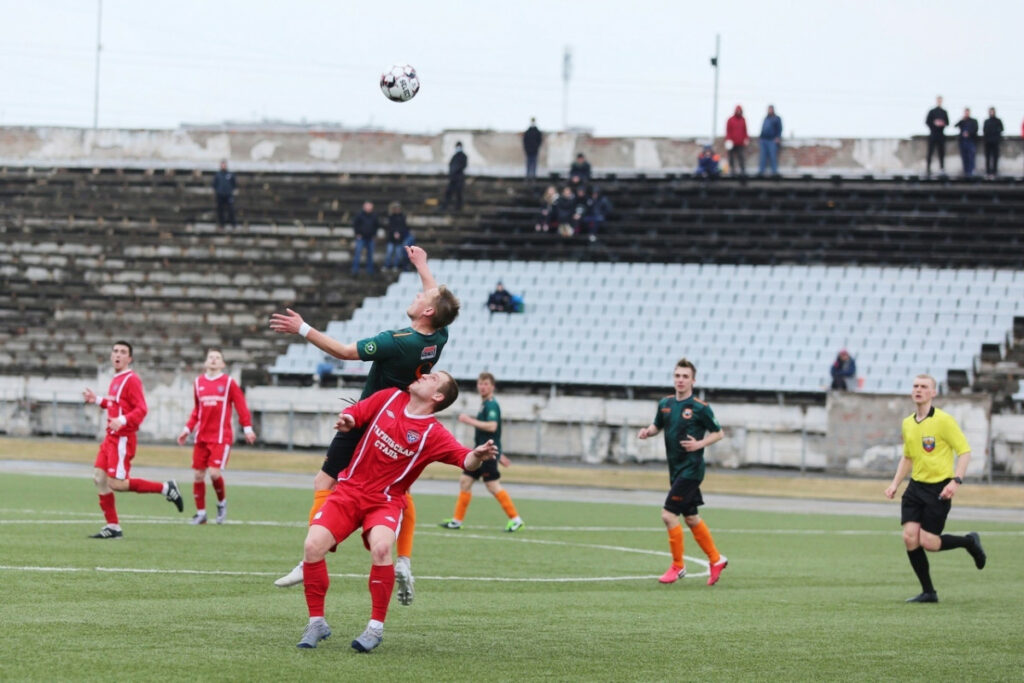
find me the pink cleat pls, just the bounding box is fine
[707,556,728,586]
[658,565,686,584]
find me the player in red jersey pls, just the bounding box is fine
[295,371,497,652]
[83,340,184,538]
[177,348,257,525]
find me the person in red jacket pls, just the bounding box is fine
[83,340,184,538]
[177,348,257,525]
[725,105,749,176]
[295,372,498,652]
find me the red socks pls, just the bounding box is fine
[303,560,329,618]
[127,478,163,494]
[98,493,118,525]
[193,481,206,511]
[211,476,226,503]
[369,563,395,623]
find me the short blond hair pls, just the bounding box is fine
[915,373,937,389]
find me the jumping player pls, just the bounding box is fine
[177,348,257,525]
[295,372,497,652]
[83,340,183,538]
[440,372,523,531]
[270,245,459,604]
[637,358,728,585]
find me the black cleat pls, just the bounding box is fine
[966,532,986,570]
[164,480,184,512]
[89,526,123,539]
[905,592,939,603]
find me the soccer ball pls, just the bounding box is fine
[380,65,420,103]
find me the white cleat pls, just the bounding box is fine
[395,557,414,606]
[274,561,304,588]
[215,502,227,525]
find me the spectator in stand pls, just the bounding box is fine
[555,186,577,237]
[351,201,379,276]
[695,145,722,178]
[487,282,513,313]
[383,201,414,271]
[982,107,1004,178]
[571,186,589,233]
[534,185,558,232]
[725,105,749,175]
[581,186,612,242]
[758,105,783,176]
[212,160,238,230]
[830,349,857,390]
[955,108,979,178]
[569,153,592,185]
[316,354,340,387]
[925,96,949,176]
[523,117,543,180]
[441,141,468,211]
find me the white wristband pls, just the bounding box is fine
[298,323,311,338]
[243,426,254,436]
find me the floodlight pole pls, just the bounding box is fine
[710,34,720,145]
[562,46,572,131]
[93,0,103,130]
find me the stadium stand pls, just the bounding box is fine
[268,260,1024,395]
[3,165,1024,402]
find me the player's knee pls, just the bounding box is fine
[193,468,206,482]
[368,543,391,565]
[303,535,329,563]
[208,469,222,481]
[683,514,701,527]
[313,471,336,492]
[108,478,129,492]
[660,510,678,527]
[902,529,920,548]
[92,469,106,488]
[920,532,941,552]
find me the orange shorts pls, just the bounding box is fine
[94,434,136,479]
[192,442,231,470]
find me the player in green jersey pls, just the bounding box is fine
[638,358,728,586]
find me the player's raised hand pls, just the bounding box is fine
[334,412,356,432]
[473,439,498,461]
[269,308,303,335]
[405,245,428,268]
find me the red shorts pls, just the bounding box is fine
[94,433,137,480]
[192,442,231,470]
[311,486,406,551]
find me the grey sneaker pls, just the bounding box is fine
[189,513,207,525]
[274,561,304,588]
[297,619,331,649]
[165,480,184,512]
[215,502,227,525]
[395,558,414,606]
[440,518,462,529]
[351,625,383,653]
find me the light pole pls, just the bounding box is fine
[93,0,103,130]
[710,34,720,146]
[562,45,572,131]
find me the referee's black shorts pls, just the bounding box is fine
[900,478,952,535]
[664,476,704,517]
[321,426,367,479]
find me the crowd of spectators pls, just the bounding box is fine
[531,154,612,242]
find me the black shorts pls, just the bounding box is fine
[321,426,367,479]
[900,479,952,535]
[462,457,500,481]
[664,477,704,517]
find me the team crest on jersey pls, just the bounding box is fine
[406,430,421,444]
[364,341,377,355]
[922,436,936,452]
[217,386,224,393]
[682,408,694,420]
[420,345,437,360]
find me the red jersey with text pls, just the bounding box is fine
[185,373,253,444]
[338,388,471,502]
[99,369,147,436]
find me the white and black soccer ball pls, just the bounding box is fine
[380,64,420,103]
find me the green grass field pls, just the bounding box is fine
[1,473,1021,682]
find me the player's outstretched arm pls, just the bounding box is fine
[406,246,437,291]
[464,439,498,471]
[269,308,359,360]
[333,413,356,433]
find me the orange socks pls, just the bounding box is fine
[690,520,721,565]
[495,489,518,519]
[308,489,331,524]
[396,494,415,558]
[453,490,472,522]
[668,525,684,568]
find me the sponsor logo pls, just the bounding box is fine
[420,345,437,360]
[660,407,671,413]
[364,341,377,355]
[682,408,694,420]
[313,511,322,520]
[385,516,396,523]
[406,430,421,444]
[385,410,394,418]
[922,436,936,452]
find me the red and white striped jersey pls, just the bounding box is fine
[184,373,253,444]
[99,369,147,435]
[338,388,472,501]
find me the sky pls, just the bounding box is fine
[1,0,1022,140]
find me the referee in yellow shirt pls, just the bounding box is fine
[884,374,986,603]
